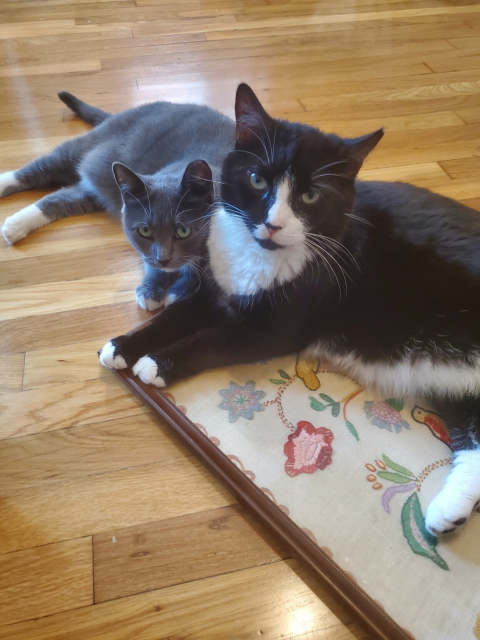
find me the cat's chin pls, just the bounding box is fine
[255,237,283,251]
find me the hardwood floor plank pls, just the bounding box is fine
[0,559,369,640]
[0,457,235,554]
[0,375,147,440]
[0,537,92,627]
[94,504,290,602]
[0,301,149,354]
[439,156,480,180]
[0,353,24,393]
[0,413,188,494]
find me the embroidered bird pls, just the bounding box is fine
[411,405,452,449]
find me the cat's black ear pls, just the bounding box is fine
[235,83,274,146]
[112,162,147,198]
[181,159,213,196]
[345,129,384,175]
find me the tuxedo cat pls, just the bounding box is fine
[1,92,235,309]
[100,83,480,537]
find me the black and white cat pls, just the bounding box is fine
[100,84,480,536]
[1,92,235,308]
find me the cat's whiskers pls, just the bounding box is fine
[231,149,266,166]
[311,159,349,180]
[312,181,349,204]
[306,232,360,272]
[173,188,190,222]
[124,190,151,220]
[144,182,153,221]
[241,124,271,164]
[304,238,343,300]
[260,117,274,164]
[344,212,375,228]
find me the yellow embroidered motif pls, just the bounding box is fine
[296,357,320,390]
[475,614,480,639]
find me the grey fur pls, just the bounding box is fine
[1,93,235,306]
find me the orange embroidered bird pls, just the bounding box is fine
[411,405,452,449]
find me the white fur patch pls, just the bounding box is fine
[132,356,165,387]
[2,204,49,244]
[99,341,127,369]
[135,290,163,311]
[208,205,309,296]
[0,171,18,197]
[425,449,480,534]
[164,293,177,307]
[306,343,480,399]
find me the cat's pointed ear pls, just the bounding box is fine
[181,159,213,196]
[345,128,384,175]
[235,83,274,146]
[112,162,147,198]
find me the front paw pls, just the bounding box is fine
[98,339,128,370]
[132,355,168,387]
[135,284,165,311]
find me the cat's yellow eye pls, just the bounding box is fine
[301,190,320,205]
[138,225,153,238]
[175,223,192,239]
[250,172,268,191]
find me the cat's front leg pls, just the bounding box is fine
[164,265,199,307]
[135,261,174,311]
[130,321,303,387]
[425,395,480,534]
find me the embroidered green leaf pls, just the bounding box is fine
[385,398,404,412]
[309,397,327,411]
[377,471,413,484]
[331,402,340,418]
[401,493,448,570]
[345,420,359,441]
[382,454,415,478]
[278,369,291,380]
[319,393,335,405]
[269,379,285,385]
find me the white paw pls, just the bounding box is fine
[425,450,480,535]
[164,293,177,307]
[99,341,127,369]
[0,171,18,197]
[2,204,49,244]
[135,291,163,311]
[132,356,165,387]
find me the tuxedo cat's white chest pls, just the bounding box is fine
[208,206,308,296]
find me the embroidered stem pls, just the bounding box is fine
[341,386,365,420]
[416,458,453,491]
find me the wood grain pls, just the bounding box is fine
[0,537,92,626]
[0,353,24,393]
[94,504,290,602]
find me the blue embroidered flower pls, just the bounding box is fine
[364,400,410,433]
[218,381,265,422]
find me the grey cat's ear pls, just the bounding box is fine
[181,159,213,196]
[112,162,147,197]
[235,83,274,146]
[345,128,384,175]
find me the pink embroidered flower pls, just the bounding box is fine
[284,421,334,477]
[364,400,410,433]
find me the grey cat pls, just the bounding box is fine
[0,92,235,309]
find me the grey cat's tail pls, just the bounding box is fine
[58,91,111,126]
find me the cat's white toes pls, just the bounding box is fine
[135,291,163,311]
[132,356,165,387]
[2,205,49,244]
[99,341,127,369]
[164,293,177,307]
[0,171,18,197]
[425,450,480,535]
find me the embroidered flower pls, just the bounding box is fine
[218,381,265,422]
[364,400,410,433]
[284,421,333,477]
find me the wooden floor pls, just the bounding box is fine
[1,0,480,638]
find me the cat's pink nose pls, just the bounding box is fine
[265,223,283,238]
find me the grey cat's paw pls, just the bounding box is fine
[98,340,128,369]
[132,356,166,387]
[2,205,49,244]
[135,284,165,311]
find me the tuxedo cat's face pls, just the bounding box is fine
[212,84,383,295]
[113,159,212,271]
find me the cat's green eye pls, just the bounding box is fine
[249,172,268,191]
[301,190,320,205]
[175,223,192,239]
[138,225,153,238]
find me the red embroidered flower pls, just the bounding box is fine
[284,421,334,477]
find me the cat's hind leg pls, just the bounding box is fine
[425,395,480,535]
[2,184,102,244]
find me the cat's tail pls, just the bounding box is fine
[58,91,111,126]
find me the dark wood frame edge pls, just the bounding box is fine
[115,366,412,640]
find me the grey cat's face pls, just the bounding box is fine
[113,159,213,271]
